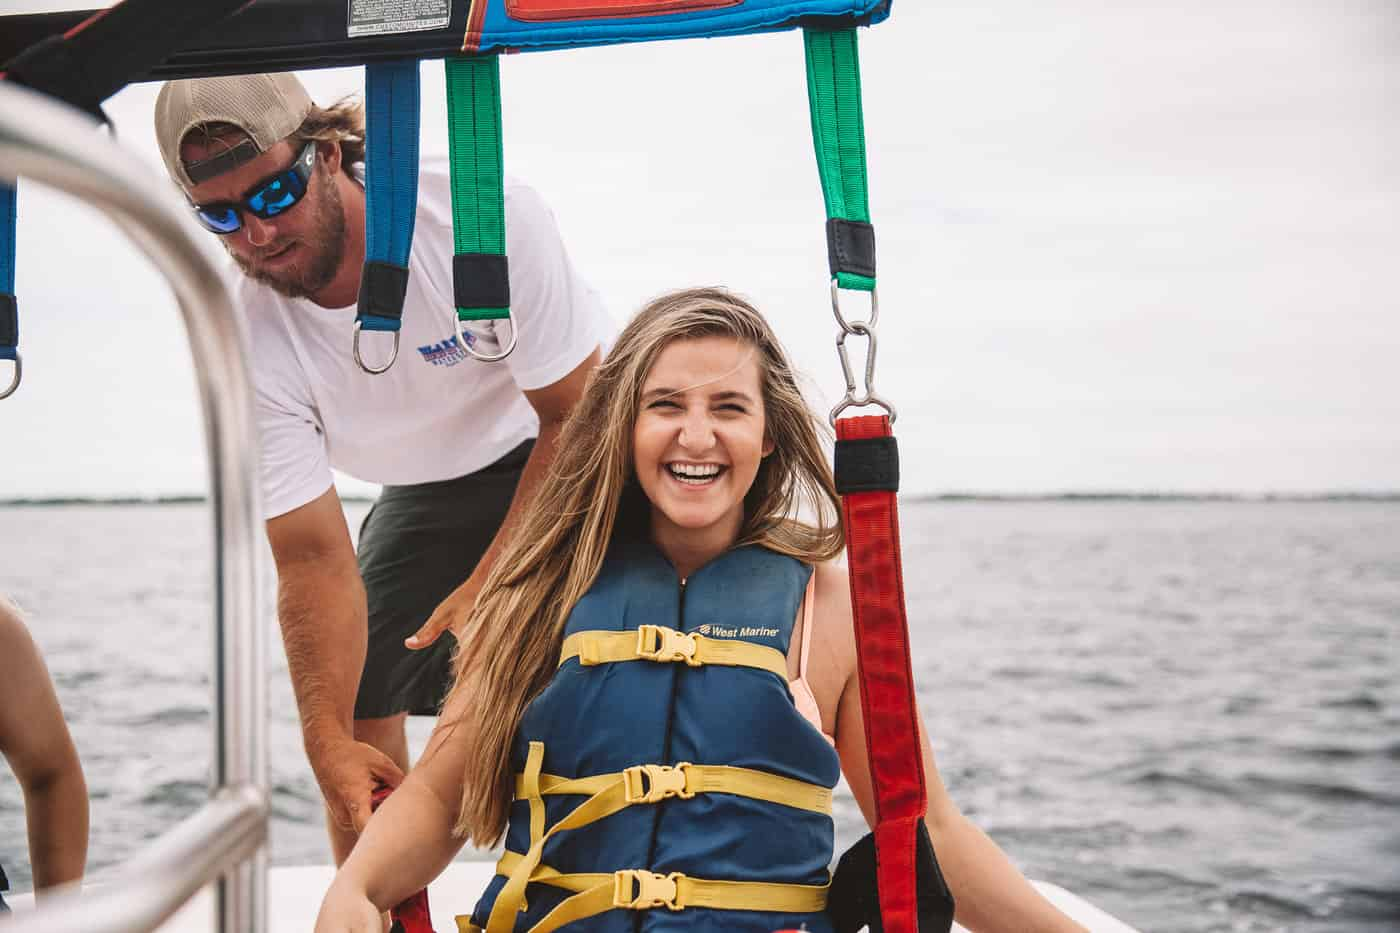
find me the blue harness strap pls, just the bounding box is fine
[0,181,20,399]
[355,58,421,374]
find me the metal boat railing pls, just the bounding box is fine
[0,81,268,933]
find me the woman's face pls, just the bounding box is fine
[633,335,774,550]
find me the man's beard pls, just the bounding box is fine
[231,170,347,301]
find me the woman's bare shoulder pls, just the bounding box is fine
[809,559,851,613]
[809,560,856,674]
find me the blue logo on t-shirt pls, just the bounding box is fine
[417,333,471,367]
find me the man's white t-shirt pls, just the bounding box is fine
[235,158,610,519]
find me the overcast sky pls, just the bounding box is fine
[1,0,1396,498]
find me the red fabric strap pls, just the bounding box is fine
[837,414,927,933]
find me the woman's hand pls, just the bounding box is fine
[314,879,386,933]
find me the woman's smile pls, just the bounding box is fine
[664,460,728,486]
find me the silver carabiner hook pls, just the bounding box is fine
[0,353,21,400]
[829,321,896,425]
[453,316,519,363]
[352,322,400,375]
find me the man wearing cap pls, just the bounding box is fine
[154,72,610,862]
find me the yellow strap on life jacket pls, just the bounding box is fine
[485,746,640,932]
[484,745,832,932]
[558,625,789,680]
[513,762,833,815]
[492,851,829,933]
[522,741,545,847]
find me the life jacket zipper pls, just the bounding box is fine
[638,574,687,932]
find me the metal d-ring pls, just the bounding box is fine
[829,321,896,425]
[0,352,21,400]
[830,278,879,335]
[352,322,400,375]
[453,315,519,363]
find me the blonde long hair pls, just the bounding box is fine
[448,287,844,844]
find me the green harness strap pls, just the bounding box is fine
[445,54,516,360]
[804,28,876,293]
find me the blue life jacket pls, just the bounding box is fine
[464,536,841,932]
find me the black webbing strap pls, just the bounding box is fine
[1,0,254,119]
[0,295,16,351]
[827,217,877,280]
[828,824,955,933]
[452,253,511,310]
[833,435,899,494]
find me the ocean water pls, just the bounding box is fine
[0,501,1397,932]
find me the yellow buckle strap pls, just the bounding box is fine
[492,851,830,933]
[559,627,789,680]
[636,624,700,665]
[515,763,833,815]
[613,869,686,911]
[527,772,616,797]
[623,762,695,803]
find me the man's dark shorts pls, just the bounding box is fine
[353,438,533,720]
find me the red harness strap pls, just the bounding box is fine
[369,785,436,933]
[836,414,927,933]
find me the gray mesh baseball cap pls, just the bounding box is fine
[154,72,313,189]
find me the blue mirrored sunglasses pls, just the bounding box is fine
[190,141,317,235]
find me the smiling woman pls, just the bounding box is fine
[308,287,1088,933]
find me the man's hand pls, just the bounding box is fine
[310,737,406,834]
[406,575,481,650]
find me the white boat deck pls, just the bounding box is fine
[6,862,1140,932]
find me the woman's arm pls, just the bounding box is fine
[811,563,1084,933]
[319,682,477,924]
[0,600,88,894]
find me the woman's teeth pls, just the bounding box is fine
[668,463,722,485]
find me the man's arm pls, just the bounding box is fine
[0,599,88,894]
[265,489,405,833]
[407,346,601,648]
